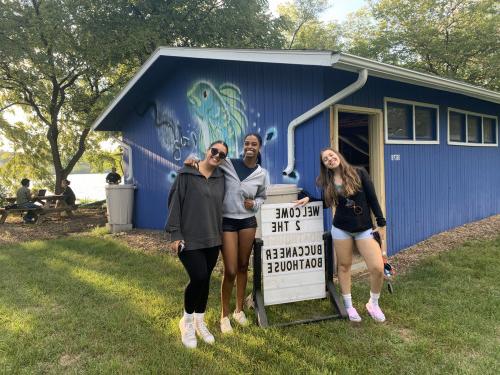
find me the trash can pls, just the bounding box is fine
[256,184,301,238]
[105,184,135,233]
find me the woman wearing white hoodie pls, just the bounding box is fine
[219,133,269,334]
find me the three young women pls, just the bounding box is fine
[165,141,228,349]
[296,148,387,322]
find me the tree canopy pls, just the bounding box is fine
[365,0,500,90]
[0,0,284,192]
[279,0,499,90]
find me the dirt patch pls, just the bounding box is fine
[388,215,500,276]
[59,353,81,367]
[396,327,414,343]
[1,209,499,277]
[0,208,107,246]
[110,229,172,254]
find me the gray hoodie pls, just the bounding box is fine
[220,159,269,219]
[165,166,225,250]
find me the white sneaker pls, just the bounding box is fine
[232,310,250,327]
[220,316,233,334]
[194,314,215,344]
[179,316,197,349]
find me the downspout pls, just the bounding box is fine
[282,68,368,175]
[112,136,134,184]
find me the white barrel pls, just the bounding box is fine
[256,184,300,238]
[265,184,300,203]
[105,184,135,226]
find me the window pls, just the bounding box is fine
[448,108,498,146]
[385,98,439,144]
[483,118,496,144]
[467,115,482,143]
[387,102,412,140]
[415,106,437,140]
[449,111,466,142]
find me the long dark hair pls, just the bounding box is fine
[244,133,262,165]
[316,148,361,207]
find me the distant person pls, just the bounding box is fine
[106,167,121,184]
[16,178,39,223]
[59,178,76,207]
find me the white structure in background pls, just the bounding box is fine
[105,185,135,233]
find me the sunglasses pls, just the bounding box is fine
[210,147,227,160]
[345,198,363,215]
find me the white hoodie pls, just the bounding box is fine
[220,158,269,219]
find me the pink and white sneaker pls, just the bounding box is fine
[346,307,362,322]
[366,303,386,322]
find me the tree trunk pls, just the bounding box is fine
[54,169,66,195]
[50,127,90,194]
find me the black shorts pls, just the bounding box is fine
[222,216,257,232]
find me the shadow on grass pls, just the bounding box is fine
[0,236,357,373]
[0,236,499,374]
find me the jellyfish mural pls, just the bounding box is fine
[187,81,248,158]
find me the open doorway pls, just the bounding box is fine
[330,104,385,210]
[338,112,370,173]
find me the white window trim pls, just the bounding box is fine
[447,107,498,147]
[384,97,440,144]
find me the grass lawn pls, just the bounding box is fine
[0,234,499,374]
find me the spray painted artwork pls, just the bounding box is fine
[145,78,288,184]
[188,81,248,158]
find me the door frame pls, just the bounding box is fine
[330,104,386,216]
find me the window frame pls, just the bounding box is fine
[384,97,440,145]
[447,108,498,147]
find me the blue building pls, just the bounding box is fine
[92,48,500,255]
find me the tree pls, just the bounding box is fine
[278,0,336,49]
[0,0,284,193]
[344,0,500,90]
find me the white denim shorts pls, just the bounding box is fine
[331,225,373,241]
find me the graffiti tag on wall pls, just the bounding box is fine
[141,102,193,161]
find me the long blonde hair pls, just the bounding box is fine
[316,148,361,207]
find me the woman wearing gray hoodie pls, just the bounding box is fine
[165,140,228,349]
[183,134,269,333]
[219,133,269,334]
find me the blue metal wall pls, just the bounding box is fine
[119,59,499,255]
[121,59,331,230]
[325,70,500,254]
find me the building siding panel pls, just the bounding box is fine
[121,60,330,230]
[116,60,499,255]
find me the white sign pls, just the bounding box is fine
[260,202,325,305]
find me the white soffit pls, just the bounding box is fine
[334,53,500,104]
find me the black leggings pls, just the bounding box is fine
[178,246,220,314]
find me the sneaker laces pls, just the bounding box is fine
[183,321,196,340]
[196,319,211,338]
[366,303,386,322]
[234,310,246,322]
[220,317,233,333]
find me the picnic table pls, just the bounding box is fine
[5,195,64,207]
[34,195,65,207]
[0,195,78,224]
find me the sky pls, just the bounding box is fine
[268,0,368,22]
